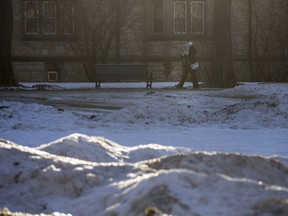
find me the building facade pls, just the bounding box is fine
[11,0,288,82]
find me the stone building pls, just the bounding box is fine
[11,0,288,82]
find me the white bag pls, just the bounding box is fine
[191,62,199,70]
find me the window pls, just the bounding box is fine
[174,1,187,34]
[174,0,204,35]
[42,1,57,34]
[24,0,75,37]
[191,1,204,34]
[24,1,39,34]
[145,0,205,39]
[153,1,163,34]
[60,1,74,35]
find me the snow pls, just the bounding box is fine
[0,82,288,215]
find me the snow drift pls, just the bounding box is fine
[1,134,287,216]
[1,82,288,215]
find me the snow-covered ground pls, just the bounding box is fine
[0,82,288,215]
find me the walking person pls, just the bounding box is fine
[175,41,199,89]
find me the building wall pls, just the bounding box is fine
[11,0,287,83]
[119,0,215,82]
[11,0,88,82]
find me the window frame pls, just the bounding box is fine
[42,0,57,35]
[174,1,188,35]
[59,0,75,35]
[24,0,39,35]
[173,0,205,36]
[153,1,164,34]
[23,0,75,40]
[191,1,205,35]
[145,0,206,40]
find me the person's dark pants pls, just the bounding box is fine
[178,63,199,88]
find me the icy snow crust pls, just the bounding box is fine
[1,82,288,215]
[1,136,288,216]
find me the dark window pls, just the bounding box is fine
[60,0,74,35]
[24,0,75,38]
[153,1,163,33]
[24,1,39,34]
[42,1,57,34]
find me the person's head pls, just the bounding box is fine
[184,41,193,48]
[181,41,193,56]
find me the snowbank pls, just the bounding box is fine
[36,134,189,163]
[1,134,287,216]
[1,82,288,215]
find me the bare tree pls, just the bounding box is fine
[212,0,236,87]
[69,0,142,81]
[252,0,288,82]
[18,0,142,82]
[0,0,18,86]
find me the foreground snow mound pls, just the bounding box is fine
[96,83,288,129]
[97,170,288,216]
[0,101,70,131]
[37,134,188,163]
[0,139,138,214]
[145,152,288,187]
[0,208,71,216]
[210,93,288,129]
[1,137,288,216]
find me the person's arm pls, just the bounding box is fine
[188,46,196,63]
[188,46,199,70]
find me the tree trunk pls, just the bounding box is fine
[0,0,18,86]
[213,0,236,87]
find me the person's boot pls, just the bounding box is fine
[175,83,183,89]
[193,81,199,89]
[193,85,199,89]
